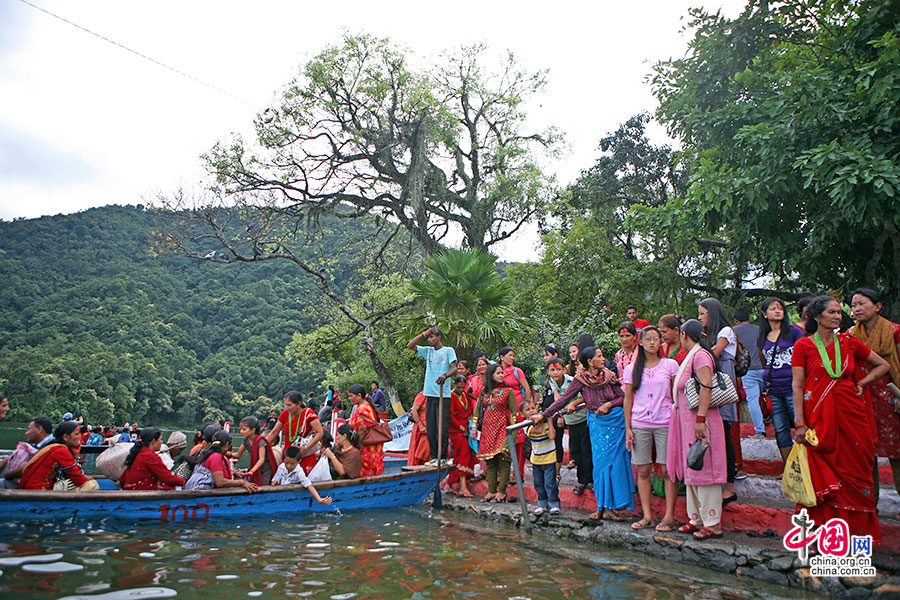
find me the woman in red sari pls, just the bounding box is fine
[444,376,475,496]
[850,288,900,507]
[266,391,324,476]
[407,392,430,466]
[348,383,385,477]
[792,296,889,542]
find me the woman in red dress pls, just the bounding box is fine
[444,376,475,496]
[407,392,430,466]
[792,296,889,542]
[266,390,324,476]
[471,364,516,502]
[19,422,98,491]
[348,383,385,477]
[499,347,531,480]
[120,427,186,490]
[850,288,900,506]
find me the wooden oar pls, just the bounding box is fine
[506,420,532,534]
[433,386,444,508]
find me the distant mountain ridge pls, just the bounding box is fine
[0,205,393,426]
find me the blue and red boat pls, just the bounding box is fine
[0,466,436,523]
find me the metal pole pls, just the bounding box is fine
[506,420,532,534]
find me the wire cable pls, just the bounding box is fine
[16,0,257,108]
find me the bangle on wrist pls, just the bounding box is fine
[695,414,707,423]
[794,420,806,428]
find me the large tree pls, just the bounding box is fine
[652,0,900,309]
[204,33,559,255]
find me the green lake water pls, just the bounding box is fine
[0,422,812,600]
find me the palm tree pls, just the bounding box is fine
[406,249,531,359]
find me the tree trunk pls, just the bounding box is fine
[360,323,402,412]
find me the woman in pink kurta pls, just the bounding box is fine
[667,319,727,539]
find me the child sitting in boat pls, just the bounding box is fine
[232,416,277,487]
[523,400,560,515]
[271,446,333,505]
[184,430,258,493]
[120,427,187,490]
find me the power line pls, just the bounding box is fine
[16,0,257,108]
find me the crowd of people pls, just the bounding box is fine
[408,292,897,546]
[1,289,897,548]
[0,385,390,499]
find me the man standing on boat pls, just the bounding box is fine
[408,327,457,466]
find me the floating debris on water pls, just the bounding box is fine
[305,543,329,548]
[0,552,64,566]
[303,581,326,586]
[377,542,399,546]
[331,594,356,600]
[139,552,156,558]
[58,587,177,600]
[247,593,262,597]
[216,575,238,580]
[22,561,85,573]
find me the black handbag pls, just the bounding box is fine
[734,338,752,377]
[687,439,709,471]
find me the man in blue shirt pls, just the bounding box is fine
[407,327,457,465]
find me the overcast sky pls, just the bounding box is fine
[0,0,745,258]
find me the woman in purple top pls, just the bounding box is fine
[668,319,727,539]
[536,346,635,521]
[757,297,803,462]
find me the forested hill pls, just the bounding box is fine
[0,205,392,426]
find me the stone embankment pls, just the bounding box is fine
[438,422,900,598]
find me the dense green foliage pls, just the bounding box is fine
[0,205,408,425]
[652,0,900,307]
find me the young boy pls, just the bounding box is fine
[271,446,333,506]
[522,400,560,515]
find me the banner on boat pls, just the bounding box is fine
[384,414,412,452]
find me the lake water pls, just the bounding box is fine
[0,422,808,600]
[0,509,810,600]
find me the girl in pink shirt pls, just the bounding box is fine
[623,326,679,531]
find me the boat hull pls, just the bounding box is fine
[0,467,438,523]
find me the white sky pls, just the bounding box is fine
[0,0,745,259]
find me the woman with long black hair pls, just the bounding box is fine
[471,363,516,502]
[668,319,727,539]
[698,298,740,504]
[537,346,634,521]
[19,421,98,491]
[184,430,258,492]
[120,427,187,490]
[757,297,803,461]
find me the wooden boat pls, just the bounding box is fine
[0,466,438,522]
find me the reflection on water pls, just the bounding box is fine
[0,508,808,600]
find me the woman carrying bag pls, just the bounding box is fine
[667,319,727,540]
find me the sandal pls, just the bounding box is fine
[602,511,625,521]
[588,510,602,521]
[693,527,723,540]
[490,496,504,503]
[458,491,474,498]
[678,523,700,534]
[655,521,677,532]
[631,517,653,530]
[480,494,496,503]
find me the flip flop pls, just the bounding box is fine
[458,491,474,498]
[693,527,723,540]
[678,522,700,534]
[602,511,625,521]
[655,521,677,532]
[631,518,653,530]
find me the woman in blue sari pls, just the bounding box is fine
[535,346,634,520]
